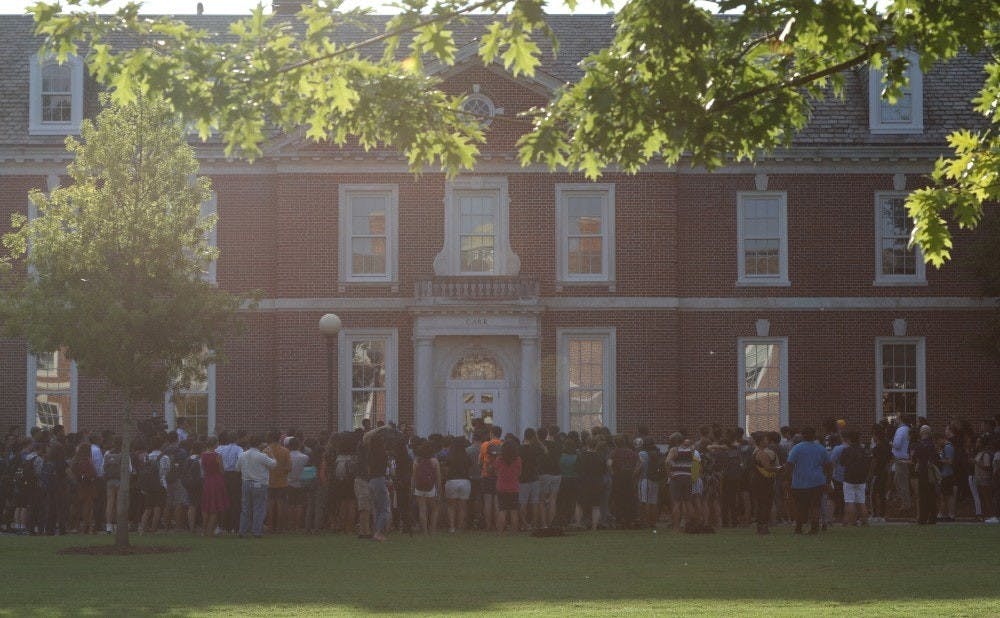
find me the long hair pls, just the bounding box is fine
[500,439,518,465]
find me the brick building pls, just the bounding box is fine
[1,12,998,439]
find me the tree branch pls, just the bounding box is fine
[272,0,505,76]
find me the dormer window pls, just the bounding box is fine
[869,51,923,134]
[29,54,84,135]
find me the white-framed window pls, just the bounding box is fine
[338,185,398,285]
[434,177,520,276]
[201,191,218,284]
[738,338,788,434]
[339,329,398,431]
[29,53,85,136]
[869,50,923,134]
[556,184,615,285]
[460,84,503,127]
[26,349,78,433]
[557,329,616,433]
[875,337,926,423]
[165,364,216,438]
[874,191,925,285]
[737,192,789,286]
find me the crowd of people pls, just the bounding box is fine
[2,413,999,539]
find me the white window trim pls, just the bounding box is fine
[874,191,926,286]
[869,50,923,135]
[202,191,218,284]
[555,183,616,286]
[28,53,85,136]
[736,191,790,287]
[874,337,926,422]
[434,176,520,276]
[164,364,216,435]
[556,328,617,433]
[338,328,399,431]
[26,352,79,434]
[737,337,789,432]
[338,184,399,287]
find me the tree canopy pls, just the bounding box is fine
[1,93,244,405]
[25,0,1000,266]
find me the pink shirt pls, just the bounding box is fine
[494,456,522,493]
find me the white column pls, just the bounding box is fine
[414,336,435,437]
[519,336,540,434]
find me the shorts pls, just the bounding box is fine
[638,479,659,505]
[843,482,867,504]
[445,479,472,500]
[481,476,497,495]
[167,481,190,507]
[518,481,540,505]
[497,491,519,512]
[413,485,438,499]
[538,474,561,501]
[669,476,692,504]
[354,478,372,511]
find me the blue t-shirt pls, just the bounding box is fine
[941,442,955,477]
[787,441,831,489]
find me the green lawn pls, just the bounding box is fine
[2,525,999,617]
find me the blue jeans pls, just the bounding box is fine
[240,480,268,537]
[369,477,390,534]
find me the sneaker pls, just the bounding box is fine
[985,517,1000,524]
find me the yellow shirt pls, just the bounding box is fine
[266,443,291,488]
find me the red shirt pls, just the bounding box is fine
[494,456,522,493]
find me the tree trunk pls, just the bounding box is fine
[114,401,133,548]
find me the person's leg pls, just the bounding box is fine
[239,481,251,536]
[980,484,993,519]
[417,496,428,533]
[968,475,982,517]
[808,487,822,532]
[483,492,495,530]
[151,506,162,533]
[252,486,268,536]
[105,484,117,532]
[459,499,468,531]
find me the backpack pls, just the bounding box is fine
[414,457,436,492]
[12,456,38,493]
[717,448,742,482]
[334,456,356,482]
[103,452,122,481]
[645,448,664,482]
[484,441,502,477]
[841,446,870,483]
[181,457,202,494]
[139,455,164,493]
[164,449,185,484]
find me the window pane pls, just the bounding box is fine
[42,95,72,122]
[351,196,386,235]
[569,339,604,388]
[460,235,494,272]
[881,91,913,123]
[41,64,71,93]
[352,390,386,429]
[35,394,70,429]
[743,343,781,433]
[352,340,386,389]
[568,237,603,274]
[568,195,603,235]
[569,389,604,432]
[351,237,387,275]
[745,239,780,276]
[451,355,504,380]
[173,392,209,437]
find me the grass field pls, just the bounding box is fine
[2,525,999,617]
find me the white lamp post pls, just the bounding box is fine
[318,313,342,434]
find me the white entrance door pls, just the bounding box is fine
[447,385,508,437]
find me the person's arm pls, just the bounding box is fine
[261,451,277,470]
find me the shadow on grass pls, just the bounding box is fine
[4,525,999,615]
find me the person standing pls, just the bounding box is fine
[785,427,832,535]
[70,443,98,534]
[215,432,243,534]
[237,436,276,538]
[493,440,522,535]
[750,433,779,535]
[839,431,870,527]
[286,438,309,530]
[412,442,442,535]
[444,437,472,533]
[264,431,291,532]
[365,429,392,542]
[891,416,913,513]
[200,437,229,537]
[912,425,940,524]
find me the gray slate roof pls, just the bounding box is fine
[0,13,989,150]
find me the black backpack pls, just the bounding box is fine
[841,445,870,484]
[139,455,164,493]
[164,448,185,484]
[645,448,664,482]
[12,456,38,493]
[181,457,202,493]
